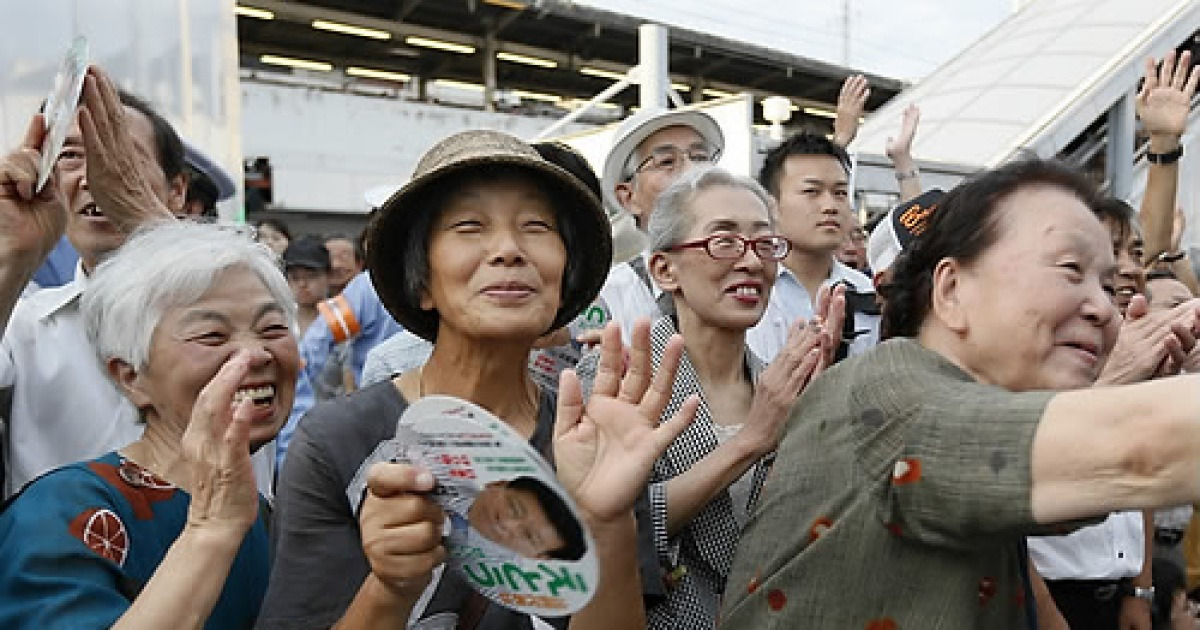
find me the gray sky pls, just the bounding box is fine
[577,0,1015,80]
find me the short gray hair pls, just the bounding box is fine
[82,221,297,371]
[646,166,775,253]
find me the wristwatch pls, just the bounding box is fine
[1153,250,1188,264]
[1147,145,1183,164]
[1124,583,1155,602]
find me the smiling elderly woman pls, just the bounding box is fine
[260,130,693,630]
[720,159,1200,629]
[577,166,840,629]
[0,221,299,628]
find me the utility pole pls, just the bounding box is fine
[841,0,851,66]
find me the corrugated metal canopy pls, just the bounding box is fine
[849,0,1200,169]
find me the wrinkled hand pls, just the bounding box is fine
[1097,295,1200,384]
[740,316,825,454]
[832,74,870,148]
[554,319,698,525]
[182,351,261,537]
[359,463,446,599]
[1136,50,1199,141]
[885,104,921,162]
[79,66,175,232]
[0,114,68,272]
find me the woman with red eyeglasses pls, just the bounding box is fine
[576,166,845,629]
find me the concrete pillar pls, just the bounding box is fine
[638,23,669,111]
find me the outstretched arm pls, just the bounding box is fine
[1031,372,1200,523]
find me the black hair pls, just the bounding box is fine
[757,131,851,198]
[1093,197,1139,247]
[881,159,1101,339]
[507,476,587,561]
[185,166,219,217]
[283,235,332,271]
[255,217,293,241]
[396,164,585,342]
[116,89,187,182]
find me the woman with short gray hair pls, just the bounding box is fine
[579,166,844,629]
[0,221,300,628]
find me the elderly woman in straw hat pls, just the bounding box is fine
[259,130,697,630]
[0,221,299,628]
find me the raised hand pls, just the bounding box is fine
[832,74,870,148]
[358,463,446,599]
[79,65,175,232]
[814,283,847,370]
[740,317,824,455]
[1136,50,1199,142]
[0,114,68,273]
[181,351,261,537]
[885,104,921,162]
[553,319,698,525]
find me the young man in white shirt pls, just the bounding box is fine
[746,132,879,362]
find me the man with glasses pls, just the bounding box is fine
[746,131,880,363]
[594,109,725,344]
[0,67,185,497]
[0,68,279,500]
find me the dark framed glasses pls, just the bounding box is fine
[668,233,790,261]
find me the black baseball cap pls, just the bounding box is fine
[282,236,331,271]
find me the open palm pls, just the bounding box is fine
[554,320,697,524]
[1136,50,1199,137]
